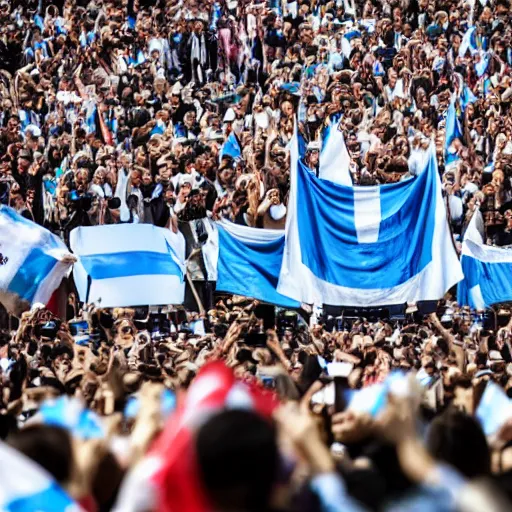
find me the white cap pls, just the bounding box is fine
[171,82,183,96]
[25,124,42,137]
[223,108,236,122]
[307,140,321,151]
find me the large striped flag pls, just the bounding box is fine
[70,224,186,308]
[277,128,463,306]
[0,206,74,314]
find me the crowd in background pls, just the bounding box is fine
[2,0,512,511]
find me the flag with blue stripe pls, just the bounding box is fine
[461,85,478,110]
[70,224,186,308]
[457,209,512,309]
[220,132,242,161]
[0,441,80,512]
[0,206,73,314]
[278,129,463,306]
[459,26,478,57]
[37,397,105,440]
[203,220,299,308]
[444,95,462,168]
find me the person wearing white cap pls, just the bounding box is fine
[305,140,321,176]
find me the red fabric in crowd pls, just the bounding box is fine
[149,361,278,512]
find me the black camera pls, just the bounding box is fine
[36,320,60,339]
[68,190,93,211]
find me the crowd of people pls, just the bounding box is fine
[2,0,512,511]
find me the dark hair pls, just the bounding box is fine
[196,410,279,512]
[8,425,73,483]
[427,409,491,478]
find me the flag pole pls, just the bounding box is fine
[185,270,205,316]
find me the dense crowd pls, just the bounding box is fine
[2,0,512,511]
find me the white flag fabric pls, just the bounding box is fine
[0,441,80,512]
[318,120,352,186]
[278,130,463,306]
[457,209,512,310]
[70,224,185,308]
[0,206,73,314]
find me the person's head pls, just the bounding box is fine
[17,152,31,173]
[7,116,20,133]
[427,409,491,478]
[93,168,106,185]
[195,409,279,512]
[131,170,142,188]
[142,170,153,186]
[184,111,197,129]
[280,99,294,117]
[218,164,236,189]
[8,425,73,484]
[178,181,192,201]
[164,186,175,204]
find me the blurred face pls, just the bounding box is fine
[179,183,191,201]
[17,157,30,173]
[184,112,196,128]
[159,166,171,183]
[492,170,505,186]
[75,169,89,190]
[142,171,152,186]
[219,167,235,187]
[93,170,105,184]
[164,188,175,203]
[307,150,319,166]
[135,150,147,166]
[131,171,142,188]
[280,100,294,117]
[7,117,19,132]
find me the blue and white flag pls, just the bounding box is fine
[0,441,80,512]
[459,26,478,57]
[475,51,490,78]
[125,389,176,419]
[71,224,186,308]
[37,396,105,440]
[203,220,299,308]
[219,132,242,161]
[318,120,352,186]
[476,381,512,436]
[444,95,463,169]
[457,209,512,309]
[0,206,73,314]
[278,131,463,306]
[461,85,478,110]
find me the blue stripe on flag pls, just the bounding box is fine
[5,481,75,512]
[217,226,299,308]
[80,251,184,281]
[8,248,59,304]
[296,156,436,289]
[220,132,242,160]
[458,255,512,308]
